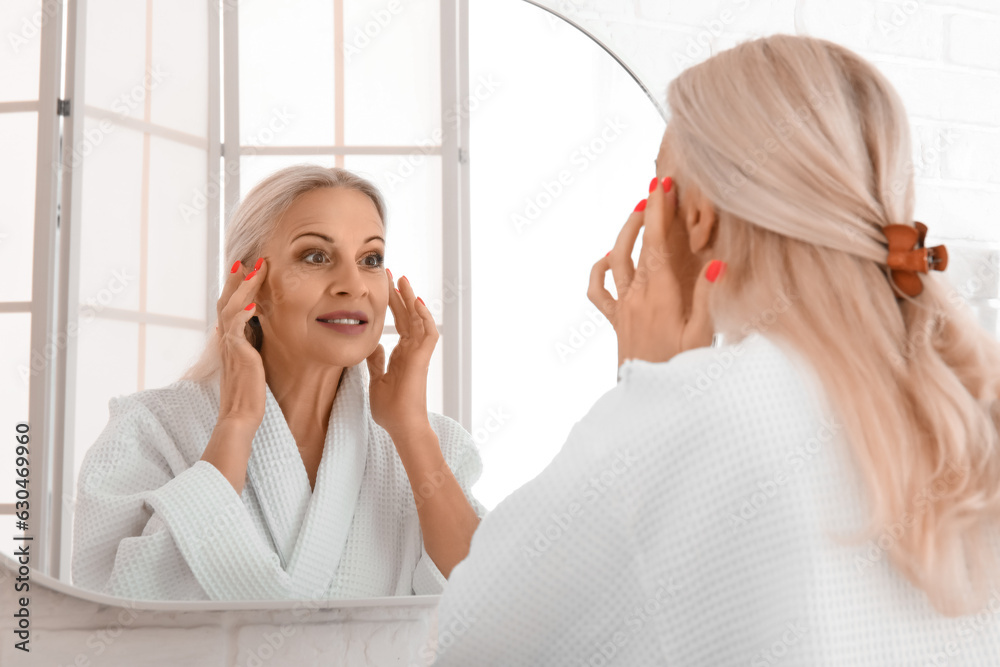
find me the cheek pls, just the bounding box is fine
[267,271,312,310]
[373,292,389,320]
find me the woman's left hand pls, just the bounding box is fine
[366,269,439,438]
[587,176,719,369]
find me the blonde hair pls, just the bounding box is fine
[668,34,1000,615]
[180,164,387,383]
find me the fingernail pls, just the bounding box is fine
[254,257,263,270]
[648,177,658,193]
[401,275,408,283]
[417,296,425,306]
[395,288,400,293]
[605,251,611,257]
[705,260,726,283]
[387,268,393,279]
[661,177,673,193]
[245,302,256,311]
[230,260,241,273]
[634,199,647,212]
[244,269,258,281]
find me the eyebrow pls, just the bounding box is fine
[291,232,385,245]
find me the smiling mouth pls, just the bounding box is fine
[317,318,366,324]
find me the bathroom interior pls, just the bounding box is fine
[2,0,999,664]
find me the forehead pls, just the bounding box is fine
[276,187,383,239]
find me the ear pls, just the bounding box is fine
[686,194,718,255]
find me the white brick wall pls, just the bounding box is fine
[949,13,1000,69]
[542,0,1000,322]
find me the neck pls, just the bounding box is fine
[258,341,347,445]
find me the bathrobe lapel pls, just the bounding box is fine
[242,381,313,570]
[244,361,371,597]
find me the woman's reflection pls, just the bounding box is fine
[71,165,486,600]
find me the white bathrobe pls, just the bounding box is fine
[71,358,487,601]
[418,331,1000,666]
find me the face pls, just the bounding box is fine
[655,129,704,316]
[254,186,388,368]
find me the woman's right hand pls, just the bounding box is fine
[216,257,269,430]
[587,177,717,370]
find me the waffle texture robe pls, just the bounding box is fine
[419,331,1000,666]
[72,358,487,601]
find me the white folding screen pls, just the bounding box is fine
[55,0,217,581]
[0,0,48,563]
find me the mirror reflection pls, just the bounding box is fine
[72,166,488,600]
[52,0,664,602]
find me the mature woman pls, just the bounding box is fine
[418,35,1000,665]
[72,166,486,600]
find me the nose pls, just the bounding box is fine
[328,256,370,297]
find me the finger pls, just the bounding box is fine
[366,343,386,383]
[386,269,410,338]
[222,257,268,325]
[223,300,258,346]
[642,176,676,249]
[396,274,425,340]
[609,201,645,295]
[218,258,251,321]
[237,257,268,311]
[637,178,679,296]
[587,254,618,321]
[412,291,439,353]
[682,259,721,351]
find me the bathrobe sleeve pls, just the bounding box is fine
[411,412,490,595]
[413,387,649,665]
[72,394,294,600]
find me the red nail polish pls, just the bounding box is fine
[661,177,673,193]
[254,257,264,271]
[387,268,393,279]
[634,199,647,212]
[245,302,256,311]
[401,275,408,283]
[648,177,658,193]
[417,296,425,306]
[244,269,258,281]
[230,260,241,273]
[395,288,400,293]
[705,260,726,283]
[605,251,611,257]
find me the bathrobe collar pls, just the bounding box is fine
[230,360,371,597]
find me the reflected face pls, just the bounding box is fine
[255,187,388,367]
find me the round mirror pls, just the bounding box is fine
[469,0,664,508]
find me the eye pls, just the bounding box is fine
[362,251,384,268]
[302,249,328,265]
[301,248,384,268]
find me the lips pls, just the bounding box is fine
[316,310,368,323]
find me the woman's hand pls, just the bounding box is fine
[587,177,719,369]
[215,257,269,429]
[366,269,439,439]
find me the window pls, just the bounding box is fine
[6,0,470,581]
